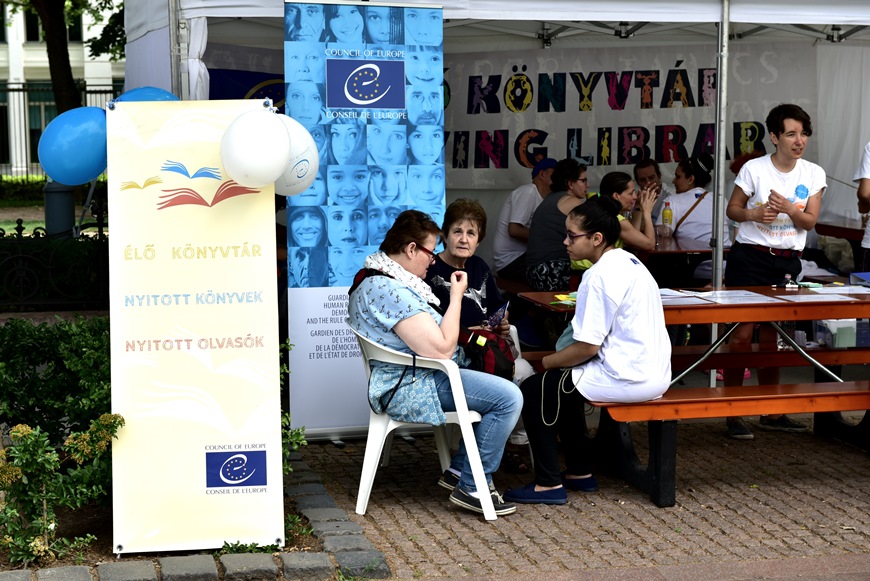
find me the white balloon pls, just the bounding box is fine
[221,110,291,188]
[275,115,320,197]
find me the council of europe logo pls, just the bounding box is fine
[326,59,405,109]
[205,451,267,487]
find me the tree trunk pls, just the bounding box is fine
[32,0,82,113]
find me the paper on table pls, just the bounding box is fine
[810,285,870,295]
[677,290,781,304]
[777,294,858,302]
[660,288,688,297]
[659,296,714,305]
[694,290,784,304]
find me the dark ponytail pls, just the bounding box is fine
[569,195,621,246]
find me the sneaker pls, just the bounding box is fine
[438,469,460,491]
[449,486,517,516]
[503,483,567,505]
[759,415,810,433]
[726,418,755,440]
[561,472,599,492]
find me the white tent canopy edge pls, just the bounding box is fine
[124,1,870,260]
[126,0,870,41]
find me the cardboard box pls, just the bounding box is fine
[816,319,857,348]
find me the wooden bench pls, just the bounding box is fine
[671,343,870,372]
[586,380,870,508]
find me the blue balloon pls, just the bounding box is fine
[115,86,179,102]
[37,107,107,186]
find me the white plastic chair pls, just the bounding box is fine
[347,324,498,520]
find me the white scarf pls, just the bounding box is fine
[364,251,440,306]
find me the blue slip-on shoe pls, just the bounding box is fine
[503,483,567,505]
[561,472,599,492]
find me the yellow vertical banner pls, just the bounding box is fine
[108,100,283,553]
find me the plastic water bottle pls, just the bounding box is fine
[662,202,673,228]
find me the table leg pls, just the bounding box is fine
[592,409,677,508]
[670,322,740,387]
[767,321,844,382]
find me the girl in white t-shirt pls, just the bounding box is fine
[504,195,671,506]
[722,104,827,440]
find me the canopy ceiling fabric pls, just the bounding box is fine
[123,0,870,230]
[126,0,870,42]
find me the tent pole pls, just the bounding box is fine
[168,0,181,97]
[711,0,730,290]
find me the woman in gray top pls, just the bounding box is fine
[525,159,589,290]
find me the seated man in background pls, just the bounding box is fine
[492,158,556,282]
[634,158,672,223]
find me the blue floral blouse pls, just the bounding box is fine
[348,274,465,425]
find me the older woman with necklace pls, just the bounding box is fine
[425,199,535,472]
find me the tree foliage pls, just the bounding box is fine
[6,0,122,113]
[86,5,125,62]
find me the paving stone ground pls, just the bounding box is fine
[302,365,870,580]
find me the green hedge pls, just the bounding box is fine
[0,177,108,205]
[0,317,111,443]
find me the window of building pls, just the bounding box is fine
[0,6,7,43]
[25,11,83,42]
[27,83,57,163]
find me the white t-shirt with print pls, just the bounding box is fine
[568,248,671,403]
[853,140,870,249]
[492,182,542,270]
[654,186,731,245]
[733,154,826,251]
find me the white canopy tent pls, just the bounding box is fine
[124,0,870,439]
[125,0,870,255]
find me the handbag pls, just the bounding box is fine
[458,328,515,381]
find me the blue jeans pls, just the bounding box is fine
[435,368,522,492]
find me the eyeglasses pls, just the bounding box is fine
[566,231,592,243]
[578,178,589,183]
[417,244,437,264]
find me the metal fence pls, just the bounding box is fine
[0,82,120,179]
[0,227,109,312]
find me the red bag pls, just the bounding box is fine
[459,328,515,381]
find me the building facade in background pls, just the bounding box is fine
[0,6,124,176]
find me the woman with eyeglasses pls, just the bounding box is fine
[348,210,522,517]
[504,195,671,506]
[525,158,590,291]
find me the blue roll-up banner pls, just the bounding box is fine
[284,1,444,438]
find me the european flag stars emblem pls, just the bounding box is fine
[326,59,405,109]
[350,68,381,100]
[206,451,267,487]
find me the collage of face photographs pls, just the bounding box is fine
[283,3,445,288]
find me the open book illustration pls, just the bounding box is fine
[156,180,260,209]
[161,160,222,180]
